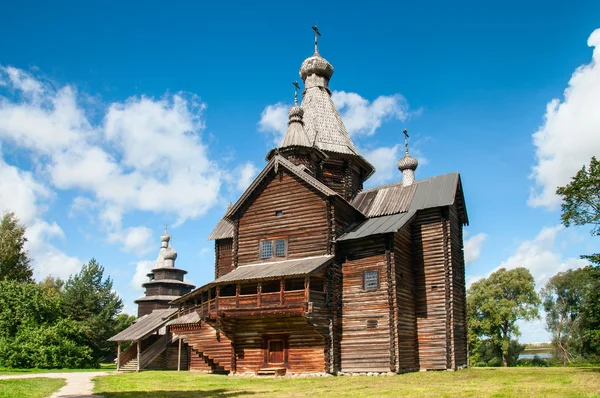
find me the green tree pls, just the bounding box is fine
[468,267,540,367]
[556,156,600,265]
[0,212,33,282]
[62,258,123,362]
[0,280,94,368]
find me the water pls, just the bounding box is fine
[518,353,552,360]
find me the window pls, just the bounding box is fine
[275,210,283,217]
[366,319,378,329]
[261,240,272,259]
[168,288,173,295]
[275,239,286,257]
[260,238,287,259]
[364,270,379,291]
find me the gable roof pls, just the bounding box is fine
[108,308,177,342]
[207,217,234,240]
[351,172,468,224]
[338,210,417,242]
[224,155,351,220]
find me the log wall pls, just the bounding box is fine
[319,156,363,201]
[394,226,419,372]
[233,316,326,374]
[339,237,391,373]
[215,238,234,278]
[449,204,468,368]
[412,208,449,370]
[237,171,329,265]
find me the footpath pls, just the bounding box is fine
[0,371,108,398]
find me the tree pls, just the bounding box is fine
[541,268,590,364]
[556,156,600,265]
[0,212,33,282]
[0,280,94,368]
[62,258,123,362]
[468,268,540,367]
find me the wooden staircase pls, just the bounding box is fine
[119,359,138,372]
[177,322,232,373]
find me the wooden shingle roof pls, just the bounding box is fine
[108,308,177,342]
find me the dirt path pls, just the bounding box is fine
[0,371,109,397]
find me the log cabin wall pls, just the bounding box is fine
[153,269,184,281]
[233,316,326,374]
[138,302,170,317]
[319,156,363,201]
[339,237,391,373]
[215,238,234,278]
[412,207,451,370]
[393,226,419,372]
[236,170,329,265]
[449,204,468,368]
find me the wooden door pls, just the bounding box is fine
[268,339,284,364]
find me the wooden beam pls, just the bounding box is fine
[177,338,182,371]
[116,342,121,371]
[137,339,141,372]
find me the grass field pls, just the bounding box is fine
[94,367,600,397]
[0,363,115,376]
[0,378,66,398]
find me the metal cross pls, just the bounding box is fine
[403,129,410,154]
[293,81,300,105]
[164,224,168,233]
[312,25,321,53]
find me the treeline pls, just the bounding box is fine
[0,212,135,369]
[467,266,600,367]
[468,157,600,367]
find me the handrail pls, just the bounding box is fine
[139,334,168,369]
[119,343,137,367]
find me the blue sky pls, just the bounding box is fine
[1,1,599,342]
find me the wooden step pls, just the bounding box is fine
[256,367,286,376]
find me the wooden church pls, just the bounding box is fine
[109,29,469,375]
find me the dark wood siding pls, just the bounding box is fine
[234,316,326,374]
[320,156,363,201]
[394,226,418,372]
[412,208,448,370]
[236,171,329,265]
[215,238,234,278]
[449,204,468,368]
[339,237,391,372]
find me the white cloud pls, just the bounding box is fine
[464,232,488,265]
[108,226,153,256]
[497,225,587,289]
[235,162,259,192]
[131,260,154,291]
[0,65,223,250]
[362,144,401,186]
[331,91,408,136]
[529,28,600,209]
[258,102,289,146]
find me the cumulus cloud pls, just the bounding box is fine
[362,144,401,185]
[529,28,600,209]
[331,91,408,136]
[235,162,259,191]
[0,65,223,247]
[131,260,154,291]
[108,226,154,256]
[464,232,488,265]
[258,102,289,146]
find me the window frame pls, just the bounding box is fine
[363,270,379,291]
[259,237,288,260]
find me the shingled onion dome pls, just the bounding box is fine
[398,131,419,187]
[266,85,327,174]
[160,229,170,248]
[300,51,334,91]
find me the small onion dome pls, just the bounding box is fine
[161,230,171,243]
[288,104,304,122]
[397,153,419,172]
[300,52,334,81]
[163,246,177,261]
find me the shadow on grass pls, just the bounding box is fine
[101,389,257,397]
[579,367,600,373]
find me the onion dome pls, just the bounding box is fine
[300,53,334,82]
[398,129,418,187]
[281,87,311,148]
[163,246,177,261]
[160,228,170,248]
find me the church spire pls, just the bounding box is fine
[280,82,311,148]
[397,129,419,186]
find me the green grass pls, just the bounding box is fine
[0,363,115,376]
[0,378,66,398]
[93,367,600,397]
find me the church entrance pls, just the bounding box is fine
[268,339,284,364]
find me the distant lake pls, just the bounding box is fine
[518,353,552,359]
